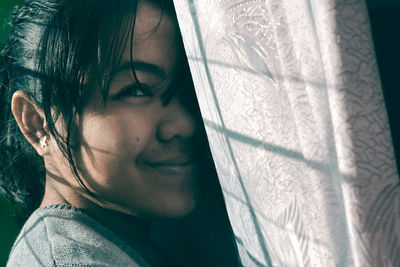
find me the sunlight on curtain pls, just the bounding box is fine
[174,0,400,266]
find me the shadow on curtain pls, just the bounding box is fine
[173,0,400,266]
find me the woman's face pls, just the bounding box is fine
[54,1,200,218]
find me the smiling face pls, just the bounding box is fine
[45,1,200,218]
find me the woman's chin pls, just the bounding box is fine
[147,193,199,219]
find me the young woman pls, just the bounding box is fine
[1,0,238,266]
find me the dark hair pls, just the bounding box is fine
[0,0,182,219]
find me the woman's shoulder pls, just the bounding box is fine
[6,204,150,267]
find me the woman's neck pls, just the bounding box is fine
[82,204,171,266]
[83,204,152,244]
[40,176,170,266]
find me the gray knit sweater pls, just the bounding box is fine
[6,204,150,267]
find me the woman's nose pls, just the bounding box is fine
[156,96,198,142]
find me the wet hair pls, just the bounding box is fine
[0,0,187,219]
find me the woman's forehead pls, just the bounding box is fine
[118,1,179,74]
[135,0,175,35]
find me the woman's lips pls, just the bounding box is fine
[146,155,197,176]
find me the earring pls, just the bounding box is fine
[40,136,48,149]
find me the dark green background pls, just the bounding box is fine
[0,2,29,266]
[1,0,399,265]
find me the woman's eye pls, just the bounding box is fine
[117,84,152,98]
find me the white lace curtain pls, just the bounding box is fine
[173,0,400,266]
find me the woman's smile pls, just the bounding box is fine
[146,154,197,176]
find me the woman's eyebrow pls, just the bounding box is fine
[113,61,166,79]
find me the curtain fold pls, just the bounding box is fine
[173,0,400,266]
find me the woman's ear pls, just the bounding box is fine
[11,90,49,156]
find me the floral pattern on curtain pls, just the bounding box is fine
[173,0,400,266]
